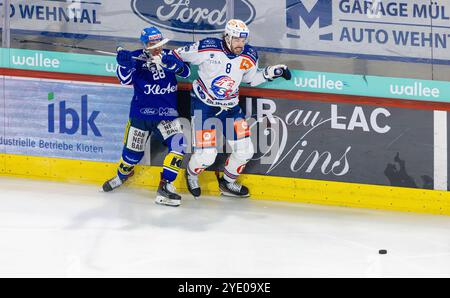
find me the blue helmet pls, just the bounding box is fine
[140,27,163,45]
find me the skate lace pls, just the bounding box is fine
[166,182,177,193]
[109,176,123,188]
[187,175,199,189]
[227,181,242,193]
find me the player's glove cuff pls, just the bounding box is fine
[161,54,184,73]
[263,64,292,81]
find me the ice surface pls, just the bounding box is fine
[0,177,449,277]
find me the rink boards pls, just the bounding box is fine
[1,154,449,216]
[1,70,450,215]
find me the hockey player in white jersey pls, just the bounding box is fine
[173,19,291,198]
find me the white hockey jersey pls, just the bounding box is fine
[173,38,267,108]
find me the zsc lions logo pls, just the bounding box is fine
[211,76,236,99]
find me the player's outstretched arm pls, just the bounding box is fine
[243,50,291,87]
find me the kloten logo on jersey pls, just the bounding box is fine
[131,0,255,34]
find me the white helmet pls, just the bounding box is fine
[224,19,249,52]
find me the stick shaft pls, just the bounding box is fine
[17,39,147,61]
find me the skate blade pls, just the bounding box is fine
[220,190,250,198]
[189,191,200,200]
[155,196,181,207]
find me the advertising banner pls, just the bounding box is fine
[241,96,435,189]
[2,48,450,103]
[146,95,436,189]
[0,78,4,156]
[1,0,449,64]
[1,75,435,189]
[1,77,131,162]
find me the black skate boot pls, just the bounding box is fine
[155,178,181,207]
[102,171,134,192]
[185,170,201,198]
[217,174,250,198]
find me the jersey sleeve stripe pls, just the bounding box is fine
[117,66,134,84]
[172,50,184,61]
[198,49,223,53]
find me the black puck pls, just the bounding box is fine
[379,249,387,254]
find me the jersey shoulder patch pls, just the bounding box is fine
[241,45,258,65]
[198,38,222,51]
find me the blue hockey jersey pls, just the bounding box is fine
[117,49,190,120]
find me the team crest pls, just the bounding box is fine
[210,75,236,99]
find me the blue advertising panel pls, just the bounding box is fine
[1,77,132,162]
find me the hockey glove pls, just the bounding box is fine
[116,50,136,69]
[161,54,184,74]
[263,64,292,81]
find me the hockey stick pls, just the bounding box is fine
[16,39,117,55]
[15,39,148,61]
[145,38,170,50]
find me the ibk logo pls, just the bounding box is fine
[47,93,101,137]
[286,0,333,41]
[131,0,255,34]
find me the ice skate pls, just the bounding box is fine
[155,179,181,207]
[102,171,133,192]
[185,170,201,198]
[218,176,250,198]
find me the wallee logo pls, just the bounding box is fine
[389,82,441,98]
[105,62,118,73]
[47,92,102,136]
[11,53,60,69]
[131,0,255,34]
[286,0,333,41]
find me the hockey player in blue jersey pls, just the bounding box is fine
[102,27,190,207]
[173,19,291,198]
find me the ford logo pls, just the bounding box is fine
[131,0,256,34]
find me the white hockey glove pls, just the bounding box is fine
[145,54,165,71]
[263,64,292,81]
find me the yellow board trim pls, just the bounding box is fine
[1,153,450,215]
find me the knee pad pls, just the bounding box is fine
[229,137,254,162]
[188,148,218,174]
[121,122,148,165]
[192,148,218,167]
